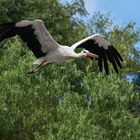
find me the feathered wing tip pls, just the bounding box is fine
[0,22,46,58]
[0,20,60,59]
[106,45,123,74]
[0,22,16,42]
[96,45,123,75]
[71,34,123,75]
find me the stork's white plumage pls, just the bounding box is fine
[0,19,123,75]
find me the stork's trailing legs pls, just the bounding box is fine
[27,60,51,74]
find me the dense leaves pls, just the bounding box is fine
[0,0,140,139]
[0,41,140,139]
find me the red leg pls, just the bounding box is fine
[27,60,48,74]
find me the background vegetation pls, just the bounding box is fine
[0,0,140,139]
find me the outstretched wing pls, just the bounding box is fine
[0,20,59,58]
[71,34,123,75]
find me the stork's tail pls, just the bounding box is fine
[33,57,46,65]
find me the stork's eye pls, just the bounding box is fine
[83,50,86,53]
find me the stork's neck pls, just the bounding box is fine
[60,45,84,59]
[72,52,84,58]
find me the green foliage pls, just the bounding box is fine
[0,0,87,45]
[130,72,140,92]
[87,12,114,35]
[0,40,139,140]
[0,0,140,139]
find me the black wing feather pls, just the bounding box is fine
[0,22,46,58]
[112,52,122,69]
[101,49,109,75]
[18,25,46,58]
[98,56,103,72]
[109,45,123,61]
[106,50,119,73]
[0,22,16,42]
[76,39,123,74]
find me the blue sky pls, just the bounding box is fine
[62,0,140,27]
[84,0,140,27]
[84,0,140,49]
[62,0,140,49]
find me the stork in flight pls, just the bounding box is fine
[0,19,123,75]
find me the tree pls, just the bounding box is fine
[130,72,140,92]
[0,0,87,45]
[87,12,140,74]
[0,0,140,140]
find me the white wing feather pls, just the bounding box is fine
[71,34,111,50]
[16,20,60,53]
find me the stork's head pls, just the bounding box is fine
[81,50,99,59]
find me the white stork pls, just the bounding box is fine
[0,19,123,75]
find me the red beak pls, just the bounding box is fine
[86,52,99,58]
